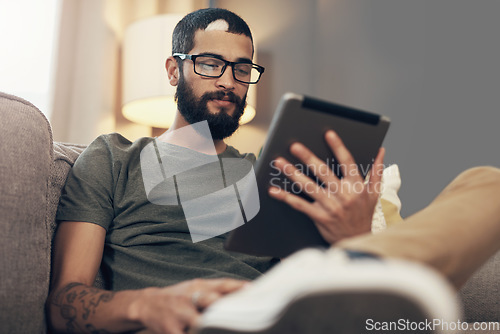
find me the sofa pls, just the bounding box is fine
[0,91,498,333]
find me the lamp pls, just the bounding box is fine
[122,14,257,129]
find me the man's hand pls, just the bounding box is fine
[268,130,385,244]
[129,278,248,334]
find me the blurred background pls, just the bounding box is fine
[1,0,499,217]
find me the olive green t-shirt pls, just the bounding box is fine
[56,133,277,291]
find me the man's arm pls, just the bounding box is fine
[47,221,247,334]
[47,221,142,333]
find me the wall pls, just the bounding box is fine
[219,0,500,217]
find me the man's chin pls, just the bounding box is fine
[207,100,236,115]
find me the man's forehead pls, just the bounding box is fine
[191,26,254,58]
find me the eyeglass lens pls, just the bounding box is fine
[194,56,261,83]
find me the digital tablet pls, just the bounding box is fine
[225,93,390,258]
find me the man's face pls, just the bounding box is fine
[176,29,254,140]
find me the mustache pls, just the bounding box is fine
[202,91,243,104]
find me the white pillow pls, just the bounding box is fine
[372,164,403,233]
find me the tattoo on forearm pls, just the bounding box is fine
[50,282,115,333]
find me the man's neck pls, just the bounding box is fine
[157,112,227,155]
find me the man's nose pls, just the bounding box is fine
[215,66,236,90]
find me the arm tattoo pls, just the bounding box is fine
[50,282,115,333]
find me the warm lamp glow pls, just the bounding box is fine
[122,97,256,128]
[122,97,177,128]
[122,14,256,129]
[239,105,256,124]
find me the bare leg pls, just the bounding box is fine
[337,166,500,289]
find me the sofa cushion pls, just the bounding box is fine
[460,250,500,322]
[0,92,53,334]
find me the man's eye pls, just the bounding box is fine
[198,62,220,70]
[236,69,249,76]
[235,66,251,76]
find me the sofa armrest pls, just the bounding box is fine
[0,92,53,333]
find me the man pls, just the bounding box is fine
[48,8,283,333]
[47,7,500,334]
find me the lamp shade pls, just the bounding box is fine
[122,14,256,128]
[122,14,182,128]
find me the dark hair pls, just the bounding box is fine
[172,8,254,56]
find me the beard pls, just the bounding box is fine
[175,76,247,140]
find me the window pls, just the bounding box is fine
[0,0,61,118]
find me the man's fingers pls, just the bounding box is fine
[325,130,359,180]
[289,142,339,185]
[191,278,248,307]
[367,147,385,196]
[272,157,327,200]
[178,306,200,330]
[269,187,337,222]
[188,279,248,313]
[202,278,249,294]
[194,291,223,310]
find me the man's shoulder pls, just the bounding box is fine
[94,133,153,149]
[85,133,154,157]
[224,145,257,164]
[72,133,155,170]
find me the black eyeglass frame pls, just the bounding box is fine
[173,53,265,84]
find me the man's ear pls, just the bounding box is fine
[165,56,179,86]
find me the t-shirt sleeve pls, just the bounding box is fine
[56,135,115,231]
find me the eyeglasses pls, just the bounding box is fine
[173,53,265,84]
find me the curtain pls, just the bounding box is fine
[50,0,202,144]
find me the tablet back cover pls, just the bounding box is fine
[225,93,390,258]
